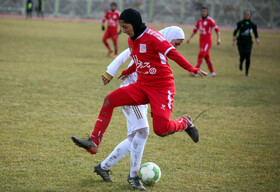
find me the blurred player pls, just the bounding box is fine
[26,0,33,19]
[186,7,221,77]
[102,2,120,58]
[72,8,207,190]
[93,26,186,191]
[233,10,259,77]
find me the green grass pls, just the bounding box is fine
[0,17,279,192]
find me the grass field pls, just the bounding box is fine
[0,17,279,192]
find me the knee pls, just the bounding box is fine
[136,128,149,139]
[102,95,112,107]
[153,125,171,137]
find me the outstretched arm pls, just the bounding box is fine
[167,49,207,78]
[102,48,131,85]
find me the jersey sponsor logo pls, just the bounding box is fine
[203,21,208,25]
[132,55,157,75]
[139,44,146,53]
[149,68,157,74]
[161,104,166,110]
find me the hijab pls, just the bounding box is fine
[119,8,147,41]
[159,26,185,42]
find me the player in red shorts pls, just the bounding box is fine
[72,8,207,189]
[186,7,221,77]
[102,2,120,58]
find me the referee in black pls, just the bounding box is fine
[233,10,259,77]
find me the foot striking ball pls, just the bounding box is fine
[138,162,161,185]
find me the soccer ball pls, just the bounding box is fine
[139,162,161,185]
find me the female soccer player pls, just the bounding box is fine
[186,7,221,77]
[93,26,186,191]
[72,8,207,190]
[233,10,259,77]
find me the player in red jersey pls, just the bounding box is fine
[102,2,120,58]
[72,8,207,189]
[186,7,221,77]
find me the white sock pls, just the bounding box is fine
[130,128,149,177]
[101,138,131,170]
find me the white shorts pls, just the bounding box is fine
[121,104,149,136]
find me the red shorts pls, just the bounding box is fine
[103,27,118,42]
[121,82,175,120]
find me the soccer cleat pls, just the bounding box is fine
[71,136,98,155]
[94,164,114,182]
[208,72,216,78]
[181,114,199,143]
[127,175,146,191]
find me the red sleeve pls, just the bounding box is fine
[211,19,219,33]
[121,63,136,75]
[102,12,109,23]
[167,49,199,73]
[193,20,199,34]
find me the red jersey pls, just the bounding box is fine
[193,16,219,42]
[102,10,120,28]
[128,27,176,87]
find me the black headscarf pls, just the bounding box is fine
[119,8,147,41]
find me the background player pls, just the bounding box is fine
[233,10,259,77]
[72,8,207,190]
[94,26,186,191]
[186,6,221,77]
[102,2,120,58]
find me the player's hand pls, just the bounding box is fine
[189,70,207,78]
[217,39,221,45]
[256,38,260,45]
[186,38,191,44]
[101,74,111,85]
[102,25,105,31]
[118,73,128,80]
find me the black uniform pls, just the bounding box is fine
[233,19,258,76]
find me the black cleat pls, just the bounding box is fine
[182,114,199,143]
[127,175,146,191]
[71,136,98,154]
[94,164,114,182]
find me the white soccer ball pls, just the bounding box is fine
[139,162,161,185]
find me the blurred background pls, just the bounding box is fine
[0,0,279,28]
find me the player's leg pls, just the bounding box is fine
[128,127,148,191]
[112,35,118,57]
[237,43,245,71]
[204,44,216,77]
[245,43,252,76]
[102,30,113,56]
[94,136,132,182]
[148,88,198,142]
[152,114,198,142]
[72,84,149,154]
[196,47,204,69]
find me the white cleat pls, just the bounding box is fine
[208,72,216,78]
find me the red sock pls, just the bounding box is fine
[91,88,137,146]
[152,114,186,137]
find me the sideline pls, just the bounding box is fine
[1,14,279,32]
